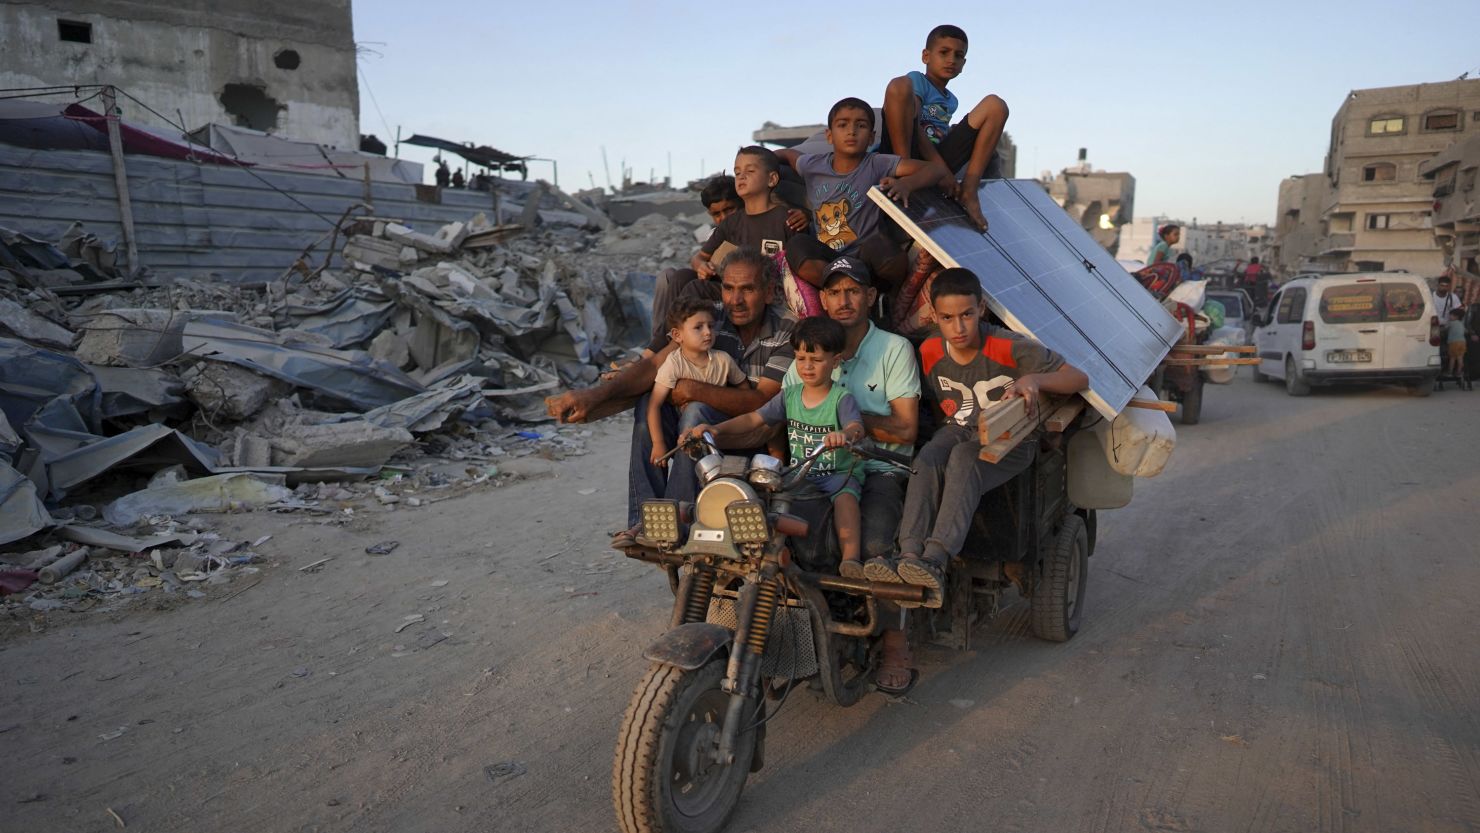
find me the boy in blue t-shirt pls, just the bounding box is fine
[776,98,950,294]
[880,24,1010,232]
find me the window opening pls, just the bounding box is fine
[57,19,91,43]
[219,84,283,132]
[1423,111,1459,132]
[1362,163,1396,182]
[1369,116,1405,135]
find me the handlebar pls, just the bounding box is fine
[854,444,916,470]
[780,440,915,491]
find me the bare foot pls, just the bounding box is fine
[958,188,989,232]
[876,628,915,693]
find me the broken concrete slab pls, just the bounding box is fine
[183,359,291,421]
[384,222,468,256]
[72,308,207,367]
[227,428,273,468]
[269,421,414,469]
[368,330,411,369]
[0,298,75,349]
[546,181,613,230]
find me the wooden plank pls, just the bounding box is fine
[977,397,1027,444]
[1168,343,1257,355]
[979,412,1039,463]
[1126,398,1177,412]
[1045,399,1086,432]
[1161,357,1262,367]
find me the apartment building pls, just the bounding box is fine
[1273,78,1480,276]
[1043,149,1134,253]
[1420,131,1480,303]
[1118,217,1270,267]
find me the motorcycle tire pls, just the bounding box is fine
[1030,514,1088,643]
[613,658,755,833]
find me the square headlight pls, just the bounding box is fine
[724,500,770,544]
[640,499,680,544]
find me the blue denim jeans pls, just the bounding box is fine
[626,396,728,527]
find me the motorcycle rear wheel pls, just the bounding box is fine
[613,658,754,833]
[1030,514,1088,642]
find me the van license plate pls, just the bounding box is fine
[1327,349,1372,363]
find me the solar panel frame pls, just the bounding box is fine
[868,180,1181,418]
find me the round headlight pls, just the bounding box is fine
[747,454,783,490]
[695,479,759,529]
[694,453,724,485]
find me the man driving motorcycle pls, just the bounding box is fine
[779,256,922,693]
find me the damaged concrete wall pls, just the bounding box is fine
[0,0,359,148]
[0,143,567,285]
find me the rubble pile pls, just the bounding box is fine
[0,207,705,616]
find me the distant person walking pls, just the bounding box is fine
[1244,257,1270,307]
[1433,274,1464,321]
[1445,308,1471,390]
[1148,223,1180,266]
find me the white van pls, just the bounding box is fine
[1252,273,1441,396]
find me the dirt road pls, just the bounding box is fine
[3,376,1478,833]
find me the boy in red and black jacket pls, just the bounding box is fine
[868,268,1088,605]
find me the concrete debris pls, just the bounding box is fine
[72,308,228,368]
[268,421,414,469]
[0,200,696,612]
[368,330,411,370]
[183,359,291,422]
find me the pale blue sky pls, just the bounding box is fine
[352,0,1480,224]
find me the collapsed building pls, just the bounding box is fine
[1,0,360,148]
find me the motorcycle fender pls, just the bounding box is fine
[642,622,734,671]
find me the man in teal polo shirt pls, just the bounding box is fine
[784,256,921,692]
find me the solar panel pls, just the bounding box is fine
[868,180,1181,417]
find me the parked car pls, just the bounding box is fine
[1205,288,1256,341]
[1252,273,1440,396]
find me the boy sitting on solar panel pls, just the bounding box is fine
[867,268,1088,605]
[879,24,1010,233]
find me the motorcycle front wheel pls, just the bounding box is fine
[613,658,755,833]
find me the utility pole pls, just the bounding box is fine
[100,86,141,275]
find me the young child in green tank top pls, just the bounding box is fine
[682,317,867,577]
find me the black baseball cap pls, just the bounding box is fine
[823,256,872,288]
